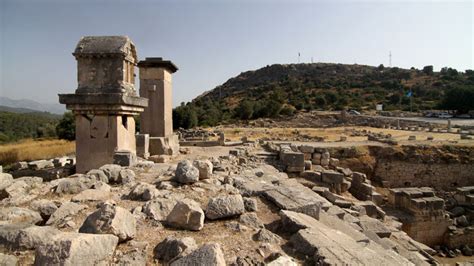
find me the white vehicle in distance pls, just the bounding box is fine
[438,112,453,119]
[348,110,361,115]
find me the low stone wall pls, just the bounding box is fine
[374,161,474,190]
[446,229,474,249]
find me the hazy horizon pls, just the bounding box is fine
[1,0,472,106]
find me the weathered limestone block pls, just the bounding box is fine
[175,160,199,184]
[170,243,225,266]
[136,134,150,159]
[55,176,96,194]
[357,216,392,238]
[301,171,322,182]
[30,199,58,219]
[206,194,245,220]
[28,160,54,170]
[80,201,136,242]
[150,135,180,156]
[46,202,87,226]
[239,212,264,229]
[154,236,197,262]
[166,199,204,231]
[13,225,61,250]
[280,151,305,168]
[99,164,122,183]
[253,228,282,244]
[329,158,339,168]
[128,182,159,201]
[143,198,177,221]
[280,210,320,234]
[34,232,118,265]
[86,169,109,183]
[263,179,330,216]
[114,150,137,167]
[299,145,315,154]
[0,173,13,191]
[193,160,213,179]
[321,170,344,184]
[312,153,321,165]
[0,208,42,225]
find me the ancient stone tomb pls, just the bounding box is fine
[59,36,148,173]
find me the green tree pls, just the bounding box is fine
[173,104,198,129]
[56,112,75,140]
[235,100,254,120]
[439,86,474,113]
[422,65,433,75]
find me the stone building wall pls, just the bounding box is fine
[374,161,474,190]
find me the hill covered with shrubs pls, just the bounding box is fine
[173,63,474,129]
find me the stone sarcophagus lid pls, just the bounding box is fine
[59,36,148,173]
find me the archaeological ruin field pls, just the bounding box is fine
[0,35,473,266]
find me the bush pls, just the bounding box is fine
[56,112,75,140]
[235,100,254,120]
[439,86,474,113]
[280,105,296,116]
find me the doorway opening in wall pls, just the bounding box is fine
[122,115,128,129]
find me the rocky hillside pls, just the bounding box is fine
[195,63,472,111]
[173,63,473,128]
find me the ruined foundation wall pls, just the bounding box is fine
[328,145,474,190]
[402,219,452,247]
[374,161,474,190]
[446,230,474,249]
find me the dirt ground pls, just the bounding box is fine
[214,126,474,146]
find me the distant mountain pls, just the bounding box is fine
[0,105,61,118]
[0,97,65,115]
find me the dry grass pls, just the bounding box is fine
[0,139,75,165]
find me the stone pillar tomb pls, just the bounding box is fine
[59,36,148,173]
[138,57,179,156]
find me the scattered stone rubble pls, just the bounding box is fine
[2,142,458,264]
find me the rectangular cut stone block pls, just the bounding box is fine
[321,170,344,184]
[302,171,322,182]
[113,150,137,167]
[299,145,314,153]
[136,134,150,159]
[149,134,179,156]
[286,166,305,173]
[280,151,305,168]
[263,179,331,213]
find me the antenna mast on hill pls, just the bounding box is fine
[298,52,300,63]
[389,51,392,67]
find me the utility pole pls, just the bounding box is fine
[389,51,392,67]
[298,52,300,63]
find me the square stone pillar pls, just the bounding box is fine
[59,36,148,173]
[139,66,173,137]
[138,57,179,156]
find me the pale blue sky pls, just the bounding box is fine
[1,0,472,106]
